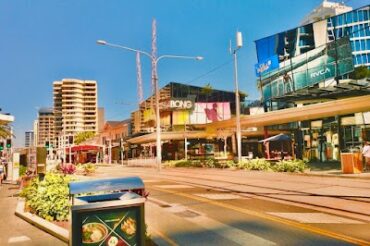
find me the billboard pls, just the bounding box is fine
[260,37,354,100]
[190,102,231,124]
[172,102,231,125]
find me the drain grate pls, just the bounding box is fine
[175,210,200,218]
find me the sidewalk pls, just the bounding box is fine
[306,161,370,179]
[0,184,65,245]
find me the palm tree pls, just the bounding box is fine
[0,124,11,139]
[201,83,213,102]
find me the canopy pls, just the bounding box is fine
[259,133,291,143]
[66,145,101,152]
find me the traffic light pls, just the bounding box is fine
[45,141,50,148]
[0,142,3,151]
[6,139,11,148]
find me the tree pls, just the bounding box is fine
[349,66,370,80]
[0,124,11,139]
[201,83,213,102]
[74,131,95,145]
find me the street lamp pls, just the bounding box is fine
[230,31,243,164]
[97,39,203,171]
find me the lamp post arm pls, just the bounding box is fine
[103,42,153,60]
[156,55,203,64]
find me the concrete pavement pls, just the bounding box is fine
[0,184,65,246]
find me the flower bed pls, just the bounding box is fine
[164,158,308,173]
[20,173,73,221]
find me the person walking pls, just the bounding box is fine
[362,141,370,171]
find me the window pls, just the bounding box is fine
[353,25,359,38]
[365,10,369,21]
[337,15,343,26]
[365,24,370,36]
[353,11,358,22]
[347,12,353,23]
[362,54,368,64]
[355,40,360,51]
[358,10,364,22]
[361,40,365,50]
[359,24,365,37]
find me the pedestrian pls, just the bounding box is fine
[362,141,370,171]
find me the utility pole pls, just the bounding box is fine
[231,31,243,163]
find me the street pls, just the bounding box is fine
[99,166,370,245]
[2,165,370,245]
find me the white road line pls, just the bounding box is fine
[8,236,31,243]
[155,184,194,189]
[268,212,364,224]
[194,193,248,200]
[151,199,275,245]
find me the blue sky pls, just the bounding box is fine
[0,0,367,146]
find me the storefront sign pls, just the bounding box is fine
[169,98,194,110]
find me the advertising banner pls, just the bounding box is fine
[261,37,354,100]
[189,102,231,124]
[81,206,141,246]
[255,55,279,77]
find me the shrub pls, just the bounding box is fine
[239,158,271,171]
[20,173,73,221]
[19,165,27,176]
[272,159,307,172]
[223,160,237,169]
[204,158,220,168]
[76,163,97,175]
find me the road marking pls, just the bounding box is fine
[155,184,194,189]
[153,201,275,245]
[186,214,276,246]
[8,236,31,243]
[152,186,370,246]
[268,212,364,224]
[150,228,179,246]
[143,179,162,183]
[194,193,247,200]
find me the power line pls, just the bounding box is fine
[187,58,233,84]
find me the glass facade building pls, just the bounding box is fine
[327,6,370,67]
[254,4,370,162]
[255,5,370,103]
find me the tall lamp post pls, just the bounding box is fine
[97,40,203,171]
[231,31,243,163]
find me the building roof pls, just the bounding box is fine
[38,107,53,114]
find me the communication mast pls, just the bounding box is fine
[136,52,143,105]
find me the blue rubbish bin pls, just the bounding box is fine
[69,177,146,246]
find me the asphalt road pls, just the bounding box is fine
[3,165,370,246]
[104,166,370,246]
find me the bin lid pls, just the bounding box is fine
[69,176,144,195]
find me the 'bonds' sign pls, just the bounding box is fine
[169,98,194,110]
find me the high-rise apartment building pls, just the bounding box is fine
[53,78,98,141]
[37,108,54,146]
[25,131,34,147]
[33,120,38,146]
[301,0,352,25]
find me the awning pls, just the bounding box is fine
[259,133,291,143]
[66,145,101,152]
